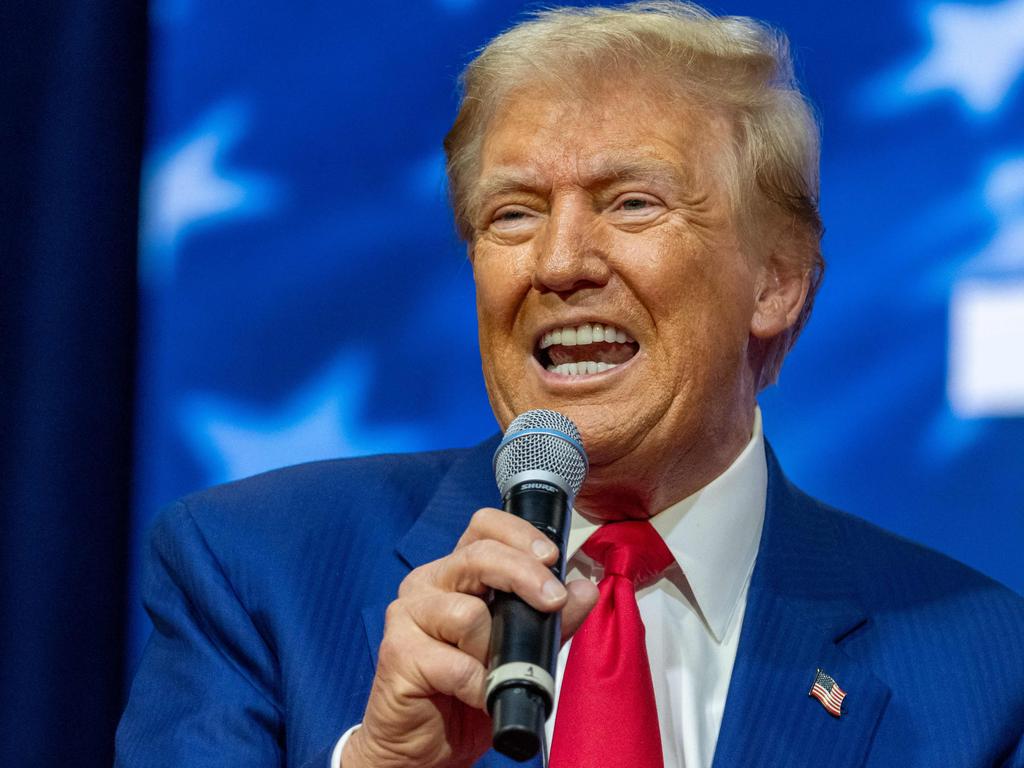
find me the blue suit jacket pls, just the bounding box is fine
[116,437,1024,767]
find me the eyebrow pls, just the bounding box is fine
[470,170,547,213]
[580,155,689,190]
[470,154,689,217]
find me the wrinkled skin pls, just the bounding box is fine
[472,81,809,520]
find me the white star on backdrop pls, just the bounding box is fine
[863,0,1024,117]
[139,102,281,287]
[179,352,427,485]
[904,0,1024,113]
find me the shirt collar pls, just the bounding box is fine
[565,407,767,643]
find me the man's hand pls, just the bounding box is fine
[342,507,599,768]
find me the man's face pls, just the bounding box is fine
[470,79,772,511]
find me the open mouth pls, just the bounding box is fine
[535,322,640,376]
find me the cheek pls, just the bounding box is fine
[472,244,531,320]
[629,236,756,355]
[472,246,532,366]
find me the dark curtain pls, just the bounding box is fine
[0,1,147,765]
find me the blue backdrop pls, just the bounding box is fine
[130,0,1024,664]
[2,2,145,764]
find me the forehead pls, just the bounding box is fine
[477,78,734,188]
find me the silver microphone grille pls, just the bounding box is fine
[493,409,588,498]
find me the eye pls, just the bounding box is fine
[610,193,663,219]
[620,197,651,210]
[490,205,537,232]
[496,209,529,221]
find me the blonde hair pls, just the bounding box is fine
[444,1,824,388]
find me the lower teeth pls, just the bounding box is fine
[546,361,618,376]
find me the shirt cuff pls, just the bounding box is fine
[331,723,362,768]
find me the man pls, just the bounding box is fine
[116,3,1024,767]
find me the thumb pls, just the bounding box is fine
[559,578,599,642]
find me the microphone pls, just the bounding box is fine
[486,409,588,762]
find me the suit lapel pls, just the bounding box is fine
[394,436,503,571]
[360,438,542,767]
[712,446,891,768]
[363,436,501,672]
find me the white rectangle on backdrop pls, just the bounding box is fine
[949,279,1024,418]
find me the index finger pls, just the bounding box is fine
[456,507,559,563]
[435,539,568,612]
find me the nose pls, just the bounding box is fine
[531,197,611,295]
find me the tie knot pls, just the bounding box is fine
[581,520,674,586]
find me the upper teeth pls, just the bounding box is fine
[539,323,634,349]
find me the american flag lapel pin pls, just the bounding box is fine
[808,668,847,717]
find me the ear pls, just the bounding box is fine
[749,258,811,340]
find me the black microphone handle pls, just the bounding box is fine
[486,479,570,762]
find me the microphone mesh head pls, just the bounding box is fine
[493,409,588,497]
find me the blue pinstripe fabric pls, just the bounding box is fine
[116,437,1024,767]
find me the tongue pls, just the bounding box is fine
[547,341,637,366]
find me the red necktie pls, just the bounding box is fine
[549,520,675,768]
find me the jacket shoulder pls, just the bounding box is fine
[182,446,468,531]
[145,446,484,593]
[833,498,1021,606]
[128,448,479,767]
[790,484,1024,652]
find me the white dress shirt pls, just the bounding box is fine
[334,409,767,768]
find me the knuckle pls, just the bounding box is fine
[469,507,493,528]
[383,599,408,628]
[447,594,489,632]
[397,564,431,598]
[463,538,500,563]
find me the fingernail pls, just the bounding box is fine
[532,538,557,559]
[543,579,567,602]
